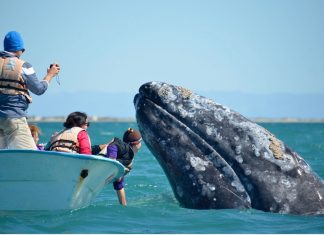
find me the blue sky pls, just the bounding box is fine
[1,0,324,118]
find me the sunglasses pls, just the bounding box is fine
[83,122,90,127]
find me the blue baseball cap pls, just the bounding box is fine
[3,31,25,52]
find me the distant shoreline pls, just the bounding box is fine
[251,117,324,123]
[27,116,135,123]
[27,116,324,123]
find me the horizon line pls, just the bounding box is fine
[27,116,324,123]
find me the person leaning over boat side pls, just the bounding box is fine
[98,128,142,206]
[46,111,91,154]
[0,31,60,150]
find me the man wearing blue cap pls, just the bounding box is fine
[0,31,60,149]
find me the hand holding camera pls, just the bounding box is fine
[48,63,61,85]
[48,63,60,76]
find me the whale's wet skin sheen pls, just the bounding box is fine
[134,81,324,215]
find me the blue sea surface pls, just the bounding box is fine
[1,122,324,234]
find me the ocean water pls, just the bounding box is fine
[1,122,324,234]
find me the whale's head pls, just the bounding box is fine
[134,81,324,214]
[134,81,251,209]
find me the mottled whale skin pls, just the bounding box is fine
[134,81,324,215]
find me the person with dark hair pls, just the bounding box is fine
[46,111,91,154]
[98,128,142,205]
[0,31,60,149]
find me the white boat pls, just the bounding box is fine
[0,149,125,211]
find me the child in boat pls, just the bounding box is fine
[28,124,45,150]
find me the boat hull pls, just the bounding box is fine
[0,150,125,211]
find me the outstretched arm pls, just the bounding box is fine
[116,188,127,206]
[113,178,127,205]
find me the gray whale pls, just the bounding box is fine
[134,81,324,215]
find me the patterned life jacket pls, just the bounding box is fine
[0,57,32,103]
[47,127,87,153]
[99,137,134,168]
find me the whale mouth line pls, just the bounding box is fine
[139,93,226,161]
[137,92,253,209]
[137,92,237,168]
